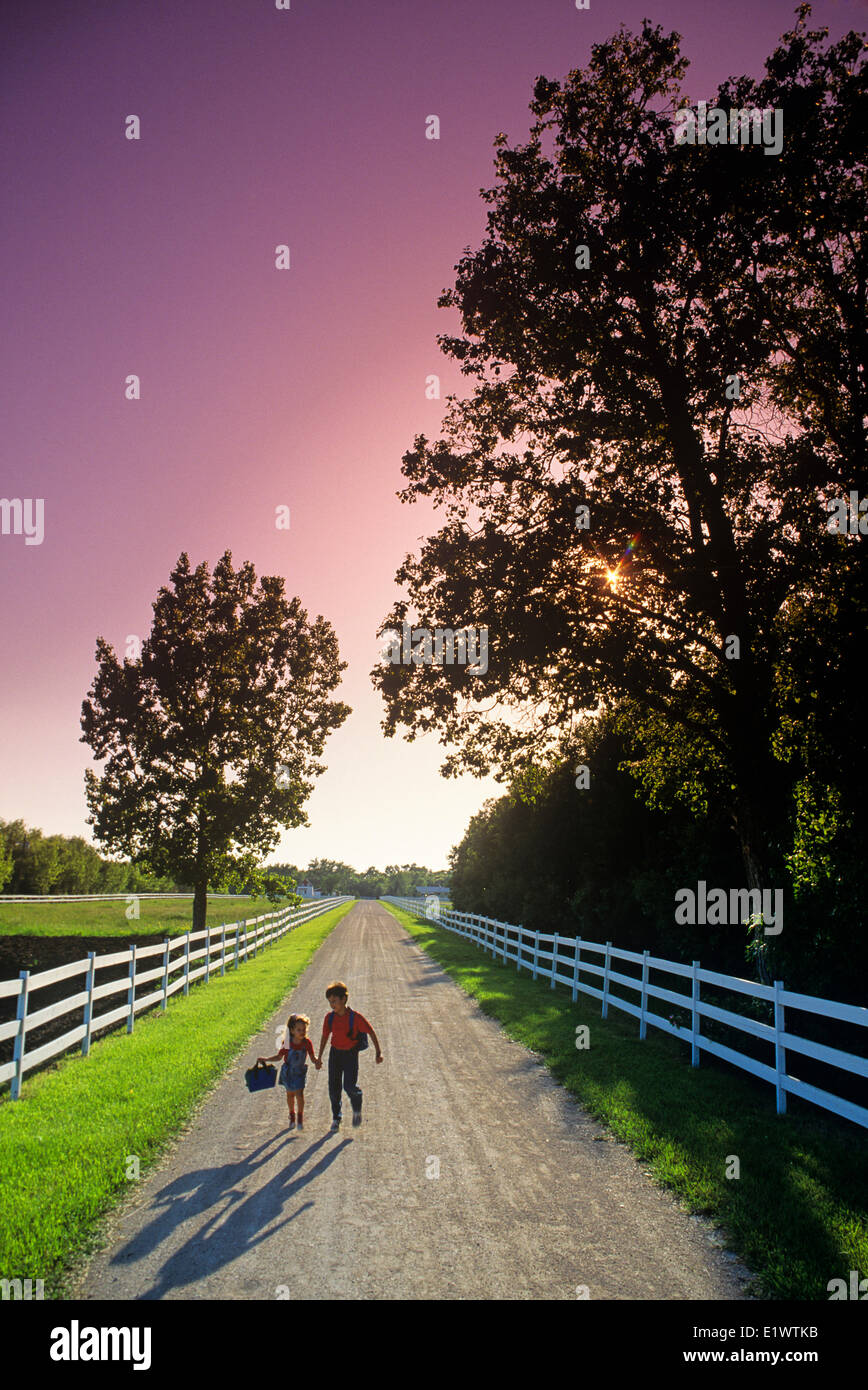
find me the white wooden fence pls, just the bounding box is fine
[0,896,351,1099]
[383,897,868,1131]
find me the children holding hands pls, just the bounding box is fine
[255,982,383,1132]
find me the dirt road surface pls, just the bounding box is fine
[74,900,752,1300]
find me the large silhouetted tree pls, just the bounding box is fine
[81,552,350,931]
[372,10,866,978]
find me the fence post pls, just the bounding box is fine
[82,952,96,1054]
[532,930,540,981]
[500,921,506,964]
[602,942,611,1019]
[205,928,211,983]
[161,938,170,1009]
[572,937,582,1002]
[234,924,240,972]
[220,924,226,977]
[127,943,137,1033]
[183,932,191,995]
[551,932,559,988]
[691,961,701,1066]
[640,950,649,1040]
[243,920,248,963]
[773,979,787,1115]
[11,971,30,1101]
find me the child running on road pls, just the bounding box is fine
[317,981,383,1130]
[258,1013,320,1129]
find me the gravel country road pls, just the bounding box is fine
[74,900,752,1300]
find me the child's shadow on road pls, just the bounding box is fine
[109,1131,351,1298]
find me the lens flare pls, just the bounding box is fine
[603,534,640,592]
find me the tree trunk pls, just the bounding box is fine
[726,672,782,988]
[192,879,208,934]
[733,798,773,987]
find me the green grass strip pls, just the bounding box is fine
[0,894,280,937]
[0,900,355,1297]
[383,903,868,1301]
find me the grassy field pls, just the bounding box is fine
[0,894,283,938]
[383,901,868,1301]
[0,899,355,1298]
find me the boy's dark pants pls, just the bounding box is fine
[328,1046,362,1120]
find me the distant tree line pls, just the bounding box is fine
[0,823,450,907]
[0,818,183,895]
[268,859,450,901]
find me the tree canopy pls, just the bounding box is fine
[81,552,350,929]
[372,7,867,980]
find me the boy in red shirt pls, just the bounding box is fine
[317,980,383,1129]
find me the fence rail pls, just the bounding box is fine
[383,897,868,1131]
[0,896,351,1099]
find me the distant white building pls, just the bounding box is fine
[414,885,449,897]
[297,883,321,899]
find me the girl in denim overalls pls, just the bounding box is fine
[258,1013,320,1129]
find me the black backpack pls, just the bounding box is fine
[327,1008,369,1050]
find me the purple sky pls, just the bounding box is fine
[1,0,860,871]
